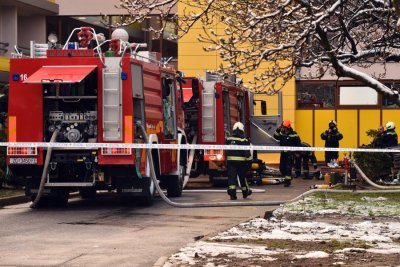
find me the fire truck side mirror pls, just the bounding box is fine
[261,101,267,115]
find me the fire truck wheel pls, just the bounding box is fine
[79,188,97,199]
[167,165,185,197]
[30,195,50,208]
[54,189,69,207]
[30,189,69,208]
[139,177,155,206]
[151,149,161,179]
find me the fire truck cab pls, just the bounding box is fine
[7,27,187,206]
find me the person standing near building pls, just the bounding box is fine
[274,120,301,187]
[294,142,318,179]
[371,125,384,148]
[226,122,252,200]
[381,121,398,148]
[321,120,343,165]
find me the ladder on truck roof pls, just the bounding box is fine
[201,81,216,142]
[103,57,122,141]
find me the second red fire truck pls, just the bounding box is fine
[181,73,254,185]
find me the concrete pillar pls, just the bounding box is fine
[0,6,17,57]
[18,16,46,49]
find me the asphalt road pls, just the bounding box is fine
[0,176,316,267]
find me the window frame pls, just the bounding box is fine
[296,80,392,109]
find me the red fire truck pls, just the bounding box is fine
[7,27,188,206]
[181,73,253,185]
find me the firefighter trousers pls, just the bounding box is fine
[294,155,310,179]
[279,152,294,186]
[325,151,339,165]
[227,161,250,198]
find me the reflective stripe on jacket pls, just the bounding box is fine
[226,133,251,162]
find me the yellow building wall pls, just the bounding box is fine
[0,56,10,72]
[295,110,313,144]
[382,110,400,133]
[359,110,381,146]
[337,110,358,159]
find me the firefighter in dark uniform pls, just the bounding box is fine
[273,120,301,187]
[294,142,318,179]
[226,122,252,200]
[321,120,343,165]
[381,121,398,148]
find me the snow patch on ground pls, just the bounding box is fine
[294,251,329,259]
[163,194,400,266]
[163,241,279,266]
[275,195,400,217]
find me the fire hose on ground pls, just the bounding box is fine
[24,126,400,208]
[352,161,400,189]
[139,124,400,208]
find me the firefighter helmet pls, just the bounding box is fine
[329,120,337,127]
[282,120,291,128]
[233,122,244,132]
[386,121,395,130]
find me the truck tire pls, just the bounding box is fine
[79,188,96,199]
[167,165,185,197]
[54,189,69,207]
[30,189,69,208]
[138,177,155,206]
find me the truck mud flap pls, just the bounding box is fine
[117,176,152,197]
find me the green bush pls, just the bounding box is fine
[353,149,392,180]
[353,128,392,180]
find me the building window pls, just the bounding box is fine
[297,83,335,108]
[339,86,378,106]
[383,83,400,108]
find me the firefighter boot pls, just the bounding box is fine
[228,188,237,200]
[242,187,252,199]
[283,176,292,187]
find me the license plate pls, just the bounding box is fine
[9,157,37,164]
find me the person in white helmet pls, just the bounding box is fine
[381,121,398,148]
[225,121,252,200]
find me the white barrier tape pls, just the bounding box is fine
[1,142,400,153]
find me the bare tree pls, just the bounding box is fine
[116,0,400,101]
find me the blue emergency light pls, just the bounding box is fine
[121,72,127,80]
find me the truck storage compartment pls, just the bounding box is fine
[42,69,98,143]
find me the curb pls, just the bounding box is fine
[0,194,29,207]
[153,256,169,267]
[0,192,82,208]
